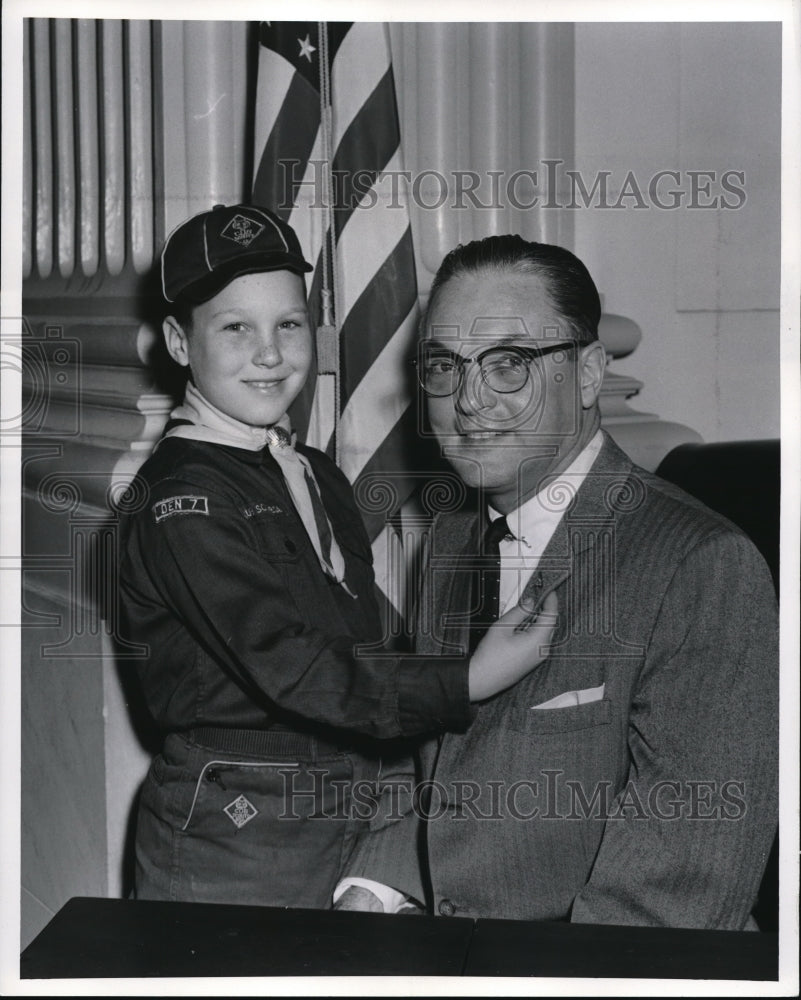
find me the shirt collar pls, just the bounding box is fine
[488,429,605,548]
[161,382,292,464]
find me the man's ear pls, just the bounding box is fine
[578,341,606,408]
[163,316,190,368]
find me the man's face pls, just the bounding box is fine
[164,270,312,427]
[423,269,603,511]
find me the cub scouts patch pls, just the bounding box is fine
[224,794,258,829]
[153,495,209,522]
[220,214,265,247]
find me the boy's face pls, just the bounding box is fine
[164,270,312,427]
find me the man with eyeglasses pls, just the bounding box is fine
[335,235,778,930]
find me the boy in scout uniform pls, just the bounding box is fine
[119,204,556,907]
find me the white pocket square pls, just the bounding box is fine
[531,683,605,710]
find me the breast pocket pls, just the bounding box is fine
[249,513,304,563]
[521,696,612,736]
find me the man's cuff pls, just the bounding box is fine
[333,877,409,914]
[397,656,472,736]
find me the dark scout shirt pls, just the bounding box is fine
[119,437,471,739]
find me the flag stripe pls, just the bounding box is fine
[332,68,401,239]
[334,147,408,318]
[339,229,418,401]
[336,305,419,482]
[253,73,321,222]
[286,129,327,275]
[370,522,406,624]
[330,23,394,150]
[288,247,325,445]
[252,47,297,151]
[350,405,428,542]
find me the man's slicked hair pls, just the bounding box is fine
[424,235,602,344]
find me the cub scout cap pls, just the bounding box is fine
[161,203,313,305]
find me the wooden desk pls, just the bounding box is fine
[20,897,778,981]
[21,898,473,979]
[464,915,778,980]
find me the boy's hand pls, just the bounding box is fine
[468,591,558,702]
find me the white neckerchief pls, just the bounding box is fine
[162,383,353,595]
[488,430,604,614]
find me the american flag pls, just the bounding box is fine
[253,21,422,619]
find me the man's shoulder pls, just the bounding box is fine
[601,437,756,555]
[630,460,739,533]
[588,437,775,603]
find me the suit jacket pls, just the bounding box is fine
[347,433,779,929]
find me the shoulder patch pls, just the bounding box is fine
[153,495,209,522]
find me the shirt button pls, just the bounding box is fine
[438,899,456,917]
[284,538,296,553]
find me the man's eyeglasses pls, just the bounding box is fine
[412,341,578,397]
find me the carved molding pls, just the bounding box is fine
[24,20,249,297]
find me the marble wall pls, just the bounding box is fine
[573,22,780,443]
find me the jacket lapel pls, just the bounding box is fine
[437,511,482,656]
[517,432,637,614]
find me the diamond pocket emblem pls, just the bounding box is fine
[224,794,258,829]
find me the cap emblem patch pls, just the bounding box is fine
[220,214,265,247]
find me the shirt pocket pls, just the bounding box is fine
[248,512,305,563]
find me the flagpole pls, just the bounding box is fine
[315,21,341,465]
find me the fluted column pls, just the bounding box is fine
[23,19,250,296]
[75,19,100,278]
[156,21,250,239]
[389,21,575,296]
